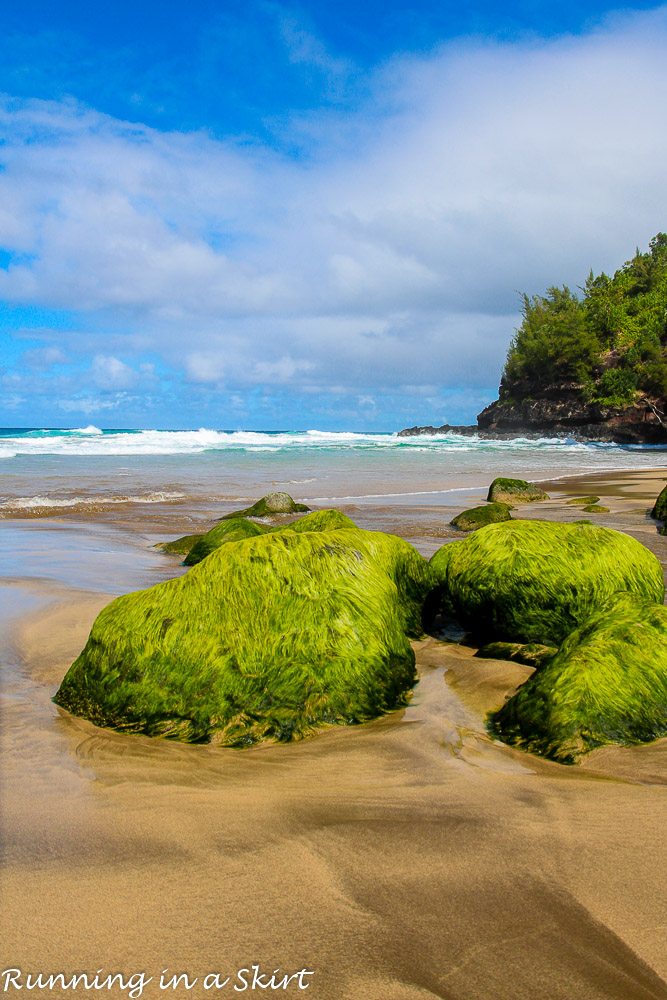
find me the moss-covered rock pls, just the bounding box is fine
[155,534,203,555]
[450,502,512,532]
[183,518,269,565]
[582,504,609,514]
[566,495,600,506]
[183,509,357,566]
[651,484,667,521]
[278,509,356,534]
[429,520,664,646]
[54,528,435,745]
[488,593,667,763]
[487,478,549,504]
[475,642,556,668]
[221,492,310,520]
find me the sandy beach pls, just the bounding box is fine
[1,467,666,1000]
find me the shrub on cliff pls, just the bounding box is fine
[499,233,667,406]
[488,593,667,762]
[54,528,435,745]
[429,520,664,646]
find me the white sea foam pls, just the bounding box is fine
[0,491,186,512]
[0,425,658,458]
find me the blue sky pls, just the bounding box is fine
[1,0,666,429]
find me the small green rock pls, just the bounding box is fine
[582,504,609,514]
[451,502,512,532]
[475,642,556,668]
[184,509,358,566]
[566,495,600,506]
[221,491,310,520]
[155,534,203,555]
[487,477,548,504]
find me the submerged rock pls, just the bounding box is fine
[429,519,664,646]
[486,478,549,504]
[450,502,512,532]
[566,495,600,506]
[651,484,667,521]
[221,492,310,520]
[488,593,667,763]
[54,528,435,745]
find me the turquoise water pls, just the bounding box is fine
[1,425,665,515]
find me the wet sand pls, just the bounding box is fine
[1,468,666,999]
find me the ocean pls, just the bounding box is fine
[1,425,666,517]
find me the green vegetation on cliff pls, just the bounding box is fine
[501,234,667,407]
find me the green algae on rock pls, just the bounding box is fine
[566,495,600,506]
[582,504,609,514]
[429,520,664,646]
[651,483,667,521]
[278,509,356,534]
[475,642,556,668]
[184,517,270,565]
[183,509,357,566]
[221,491,310,520]
[488,593,667,763]
[54,528,435,745]
[486,477,549,504]
[155,533,203,556]
[451,502,512,532]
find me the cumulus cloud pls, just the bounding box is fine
[90,354,139,389]
[1,6,667,423]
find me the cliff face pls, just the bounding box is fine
[477,386,667,444]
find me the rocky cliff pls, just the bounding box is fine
[476,387,666,444]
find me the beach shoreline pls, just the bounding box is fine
[1,464,666,999]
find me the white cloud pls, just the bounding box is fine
[185,351,225,383]
[90,354,139,389]
[1,7,666,403]
[22,346,67,369]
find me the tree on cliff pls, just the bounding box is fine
[500,233,667,406]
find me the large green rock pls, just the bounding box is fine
[430,520,664,646]
[487,477,549,504]
[54,528,435,745]
[221,491,310,520]
[488,593,667,763]
[651,484,667,521]
[451,502,512,532]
